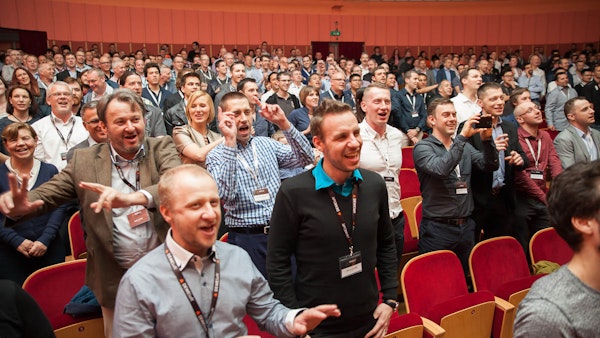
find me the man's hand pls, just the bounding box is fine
[364,303,393,338]
[291,304,341,335]
[494,133,509,151]
[406,129,417,138]
[28,240,47,257]
[79,182,148,213]
[255,98,291,130]
[548,125,556,131]
[460,114,489,140]
[218,107,238,147]
[505,150,524,166]
[17,239,33,258]
[0,174,44,218]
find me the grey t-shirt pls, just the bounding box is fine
[514,265,600,338]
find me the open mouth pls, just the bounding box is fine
[238,125,250,133]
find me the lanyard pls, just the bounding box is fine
[525,138,542,169]
[327,183,358,255]
[328,89,344,103]
[236,142,260,185]
[164,244,220,338]
[406,93,416,111]
[366,128,391,174]
[149,88,162,107]
[51,118,75,148]
[109,147,144,192]
[201,69,213,81]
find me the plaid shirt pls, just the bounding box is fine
[207,126,313,227]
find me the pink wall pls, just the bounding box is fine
[1,0,599,56]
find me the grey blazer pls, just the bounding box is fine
[554,124,600,168]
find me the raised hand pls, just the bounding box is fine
[0,174,44,218]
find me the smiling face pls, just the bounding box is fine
[47,83,73,116]
[187,94,213,128]
[101,98,145,160]
[313,110,362,184]
[429,102,458,138]
[478,87,505,116]
[15,69,30,86]
[4,127,37,161]
[362,86,391,129]
[160,170,221,257]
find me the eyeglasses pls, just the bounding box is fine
[84,118,100,126]
[50,92,71,98]
[520,105,541,116]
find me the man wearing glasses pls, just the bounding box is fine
[513,101,563,252]
[66,101,108,162]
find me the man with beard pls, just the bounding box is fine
[64,77,83,116]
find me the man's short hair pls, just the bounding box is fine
[96,89,147,123]
[159,164,214,209]
[563,97,586,117]
[501,68,513,77]
[404,69,418,80]
[310,99,353,139]
[62,76,81,89]
[81,100,99,118]
[363,82,388,99]
[230,61,244,72]
[547,160,600,251]
[427,97,453,117]
[509,87,530,106]
[477,82,502,99]
[219,91,248,111]
[237,77,256,92]
[143,62,160,77]
[349,73,361,82]
[276,72,291,80]
[119,71,139,86]
[459,68,477,83]
[179,72,202,88]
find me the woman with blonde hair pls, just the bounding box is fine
[172,90,223,167]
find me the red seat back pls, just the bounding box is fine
[530,227,573,265]
[22,260,88,330]
[401,146,415,169]
[68,211,86,259]
[399,169,420,199]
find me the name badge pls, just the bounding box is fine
[127,209,150,228]
[530,170,544,180]
[455,180,468,195]
[384,176,395,184]
[339,251,363,279]
[253,188,270,202]
[411,111,419,118]
[61,152,67,161]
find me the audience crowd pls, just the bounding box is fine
[0,40,599,337]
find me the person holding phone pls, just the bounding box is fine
[460,82,527,242]
[414,97,499,274]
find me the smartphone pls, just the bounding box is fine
[474,116,493,129]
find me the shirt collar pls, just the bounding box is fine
[51,112,75,124]
[360,119,387,139]
[165,229,215,271]
[109,143,145,165]
[312,159,362,197]
[572,125,590,138]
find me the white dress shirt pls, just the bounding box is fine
[32,113,89,170]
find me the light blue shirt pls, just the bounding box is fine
[312,159,363,197]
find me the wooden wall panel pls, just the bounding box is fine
[451,16,466,46]
[196,11,210,44]
[143,8,160,44]
[68,3,88,42]
[157,9,174,45]
[18,0,37,31]
[558,12,576,44]
[129,8,146,46]
[32,0,53,34]
[100,5,118,43]
[294,14,308,45]
[1,0,19,29]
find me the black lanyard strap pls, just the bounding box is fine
[51,118,75,148]
[164,244,220,338]
[327,183,358,255]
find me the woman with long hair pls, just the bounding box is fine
[0,123,68,284]
[288,85,319,145]
[11,66,46,108]
[172,90,223,167]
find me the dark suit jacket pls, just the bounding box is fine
[141,87,170,110]
[163,90,183,112]
[319,89,354,108]
[56,69,81,81]
[459,119,528,209]
[28,137,181,308]
[436,68,457,84]
[65,138,90,162]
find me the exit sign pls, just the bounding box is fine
[330,30,341,37]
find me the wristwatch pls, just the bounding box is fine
[415,127,421,132]
[383,299,399,312]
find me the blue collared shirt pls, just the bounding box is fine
[312,159,363,197]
